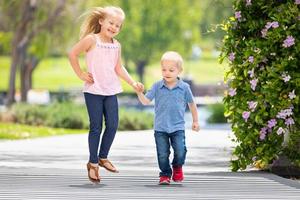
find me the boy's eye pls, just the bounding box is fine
[170,70,174,72]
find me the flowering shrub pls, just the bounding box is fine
[220,0,300,171]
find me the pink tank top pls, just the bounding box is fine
[82,34,123,95]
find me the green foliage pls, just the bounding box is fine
[199,0,234,48]
[207,103,227,123]
[220,0,300,171]
[118,108,153,130]
[11,103,47,126]
[118,0,201,67]
[0,32,13,54]
[44,102,88,129]
[5,102,153,131]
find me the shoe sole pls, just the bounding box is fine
[159,181,170,185]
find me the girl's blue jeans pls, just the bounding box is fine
[154,130,187,177]
[84,92,119,164]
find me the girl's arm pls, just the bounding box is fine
[188,102,200,132]
[68,35,94,83]
[136,92,151,105]
[114,45,138,88]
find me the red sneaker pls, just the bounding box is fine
[172,166,184,182]
[159,176,170,185]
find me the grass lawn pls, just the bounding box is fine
[0,122,86,140]
[0,52,227,92]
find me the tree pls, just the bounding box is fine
[221,0,300,171]
[118,0,201,83]
[1,0,67,105]
[199,0,233,48]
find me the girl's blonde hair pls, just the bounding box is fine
[79,6,125,39]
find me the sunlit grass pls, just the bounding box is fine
[0,122,86,140]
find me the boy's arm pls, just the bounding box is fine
[136,92,151,105]
[188,102,200,132]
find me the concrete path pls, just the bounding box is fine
[0,129,299,199]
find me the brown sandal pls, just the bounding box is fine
[98,159,119,173]
[87,162,100,183]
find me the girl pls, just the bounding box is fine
[68,6,142,183]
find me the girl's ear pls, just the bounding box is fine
[98,18,103,25]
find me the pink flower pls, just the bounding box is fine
[285,118,295,126]
[248,56,254,63]
[228,52,235,62]
[248,68,255,78]
[259,127,267,140]
[276,108,293,119]
[277,127,285,135]
[296,0,300,5]
[272,21,279,28]
[242,111,250,122]
[248,101,257,111]
[289,90,296,99]
[261,28,268,37]
[283,36,295,48]
[235,11,242,21]
[250,79,258,91]
[281,73,291,82]
[246,0,252,6]
[229,88,237,97]
[267,119,277,128]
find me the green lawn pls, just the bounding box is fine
[0,52,227,92]
[0,122,86,140]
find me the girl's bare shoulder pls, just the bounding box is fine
[82,34,96,51]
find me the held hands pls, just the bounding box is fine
[79,71,94,84]
[132,82,144,93]
[192,121,200,132]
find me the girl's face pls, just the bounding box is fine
[161,60,182,84]
[99,14,123,39]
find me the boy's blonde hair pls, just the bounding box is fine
[161,51,183,70]
[79,6,125,39]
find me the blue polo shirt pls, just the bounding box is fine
[145,79,194,133]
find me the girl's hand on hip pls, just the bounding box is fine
[192,122,200,132]
[80,72,94,83]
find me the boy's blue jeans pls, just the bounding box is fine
[154,130,187,177]
[84,93,119,164]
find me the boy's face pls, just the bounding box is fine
[161,60,182,84]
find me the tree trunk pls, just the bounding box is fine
[5,0,65,105]
[136,60,147,83]
[20,56,39,102]
[6,48,19,105]
[5,0,37,105]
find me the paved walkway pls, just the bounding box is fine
[0,129,299,199]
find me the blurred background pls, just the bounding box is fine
[0,0,233,139]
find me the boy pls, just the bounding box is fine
[135,51,200,185]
